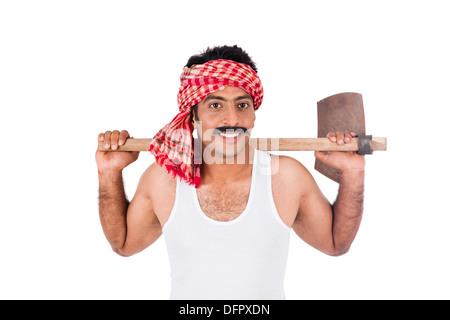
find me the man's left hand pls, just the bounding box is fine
[314,132,366,173]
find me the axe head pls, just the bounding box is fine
[314,92,365,182]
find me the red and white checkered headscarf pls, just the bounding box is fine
[148,59,263,188]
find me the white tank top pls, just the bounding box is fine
[162,150,291,299]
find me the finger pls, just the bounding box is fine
[326,132,337,142]
[350,131,357,137]
[314,150,328,159]
[336,132,345,145]
[118,130,130,146]
[103,131,112,149]
[344,132,353,143]
[98,133,105,142]
[110,130,120,150]
[314,151,323,160]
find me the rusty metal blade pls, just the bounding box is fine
[314,92,365,182]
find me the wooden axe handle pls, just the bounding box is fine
[98,137,387,152]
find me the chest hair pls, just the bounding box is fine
[196,182,251,222]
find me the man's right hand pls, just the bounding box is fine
[96,130,139,173]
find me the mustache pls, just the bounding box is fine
[213,126,250,135]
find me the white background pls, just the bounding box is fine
[1,0,449,299]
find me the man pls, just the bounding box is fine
[95,45,365,299]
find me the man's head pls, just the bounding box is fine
[184,46,260,160]
[187,45,258,122]
[148,45,263,187]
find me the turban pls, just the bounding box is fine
[148,59,264,188]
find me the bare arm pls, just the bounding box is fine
[98,170,129,254]
[330,169,364,255]
[291,132,365,256]
[96,130,162,257]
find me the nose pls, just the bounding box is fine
[222,105,240,127]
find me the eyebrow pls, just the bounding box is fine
[203,94,252,103]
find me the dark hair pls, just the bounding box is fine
[188,45,258,122]
[186,45,258,73]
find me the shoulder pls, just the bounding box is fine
[135,162,177,226]
[269,154,317,197]
[270,154,312,182]
[267,153,319,228]
[137,162,177,198]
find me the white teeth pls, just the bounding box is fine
[219,132,240,138]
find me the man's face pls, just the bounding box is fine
[194,86,256,163]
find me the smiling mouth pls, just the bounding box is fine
[219,131,241,138]
[214,127,249,142]
[218,131,243,143]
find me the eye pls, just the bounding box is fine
[209,103,221,109]
[238,102,249,109]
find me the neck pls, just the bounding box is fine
[199,146,255,185]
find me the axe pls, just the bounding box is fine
[98,92,387,182]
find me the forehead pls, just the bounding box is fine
[202,86,252,101]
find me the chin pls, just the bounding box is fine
[217,140,249,164]
[203,138,249,165]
